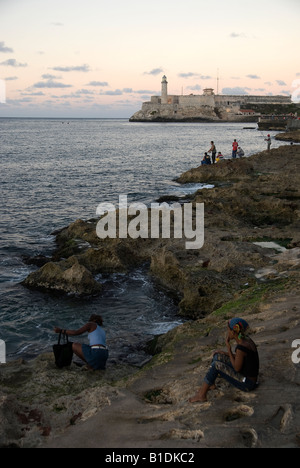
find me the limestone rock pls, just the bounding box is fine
[22,258,102,296]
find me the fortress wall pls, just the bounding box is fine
[130,76,292,122]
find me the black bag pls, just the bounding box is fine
[53,332,73,368]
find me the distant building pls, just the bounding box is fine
[130,76,292,122]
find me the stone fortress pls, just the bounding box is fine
[129,75,292,122]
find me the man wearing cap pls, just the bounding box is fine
[265,134,271,151]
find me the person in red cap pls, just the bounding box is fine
[232,139,238,158]
[265,134,271,151]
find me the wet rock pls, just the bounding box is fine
[22,258,102,296]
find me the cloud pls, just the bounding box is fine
[143,68,164,76]
[33,79,72,89]
[135,89,157,94]
[0,41,14,53]
[178,73,212,80]
[22,91,45,96]
[51,22,64,26]
[76,89,94,95]
[222,87,250,95]
[87,81,109,87]
[178,72,198,79]
[246,74,261,79]
[5,76,18,81]
[187,84,202,91]
[0,59,27,67]
[42,73,61,80]
[276,80,287,86]
[230,32,247,38]
[100,89,123,96]
[280,90,291,96]
[51,64,90,72]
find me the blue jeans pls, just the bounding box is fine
[204,353,257,392]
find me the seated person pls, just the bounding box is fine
[54,314,108,370]
[189,318,259,403]
[237,147,245,158]
[216,151,225,162]
[201,152,212,165]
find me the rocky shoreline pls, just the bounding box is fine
[1,133,300,448]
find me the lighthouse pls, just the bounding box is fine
[161,75,168,104]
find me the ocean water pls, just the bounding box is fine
[0,118,286,364]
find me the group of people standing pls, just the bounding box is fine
[201,139,245,165]
[201,133,273,166]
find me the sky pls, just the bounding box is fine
[0,0,299,118]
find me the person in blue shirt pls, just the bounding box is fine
[54,314,108,370]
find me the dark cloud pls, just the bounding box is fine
[0,59,27,67]
[0,41,14,53]
[246,74,261,79]
[51,64,90,72]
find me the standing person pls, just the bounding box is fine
[208,141,217,164]
[189,317,259,403]
[54,314,108,370]
[265,134,271,152]
[232,139,238,158]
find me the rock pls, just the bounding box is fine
[275,129,300,143]
[22,258,102,296]
[8,143,300,448]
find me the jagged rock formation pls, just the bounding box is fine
[1,140,299,448]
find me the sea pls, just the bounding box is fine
[0,118,287,365]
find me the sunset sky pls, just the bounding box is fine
[0,0,299,117]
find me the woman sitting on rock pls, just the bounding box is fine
[54,314,108,370]
[189,318,259,403]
